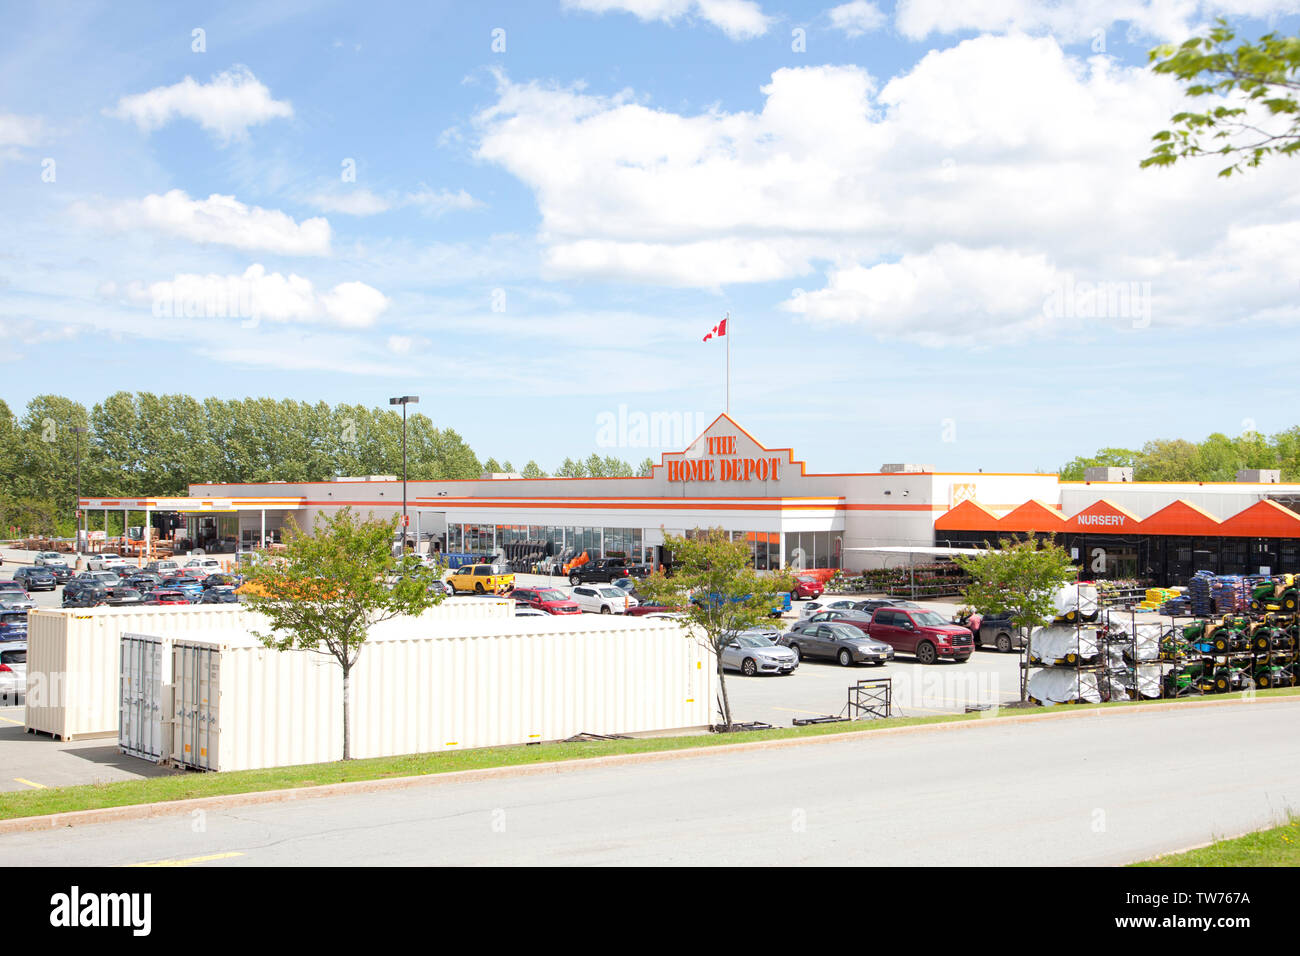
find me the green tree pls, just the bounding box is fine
[521,460,546,479]
[241,508,444,759]
[954,535,1077,704]
[555,457,586,478]
[637,457,655,477]
[1134,438,1201,481]
[1143,19,1300,177]
[635,528,794,730]
[482,457,502,474]
[1058,447,1139,481]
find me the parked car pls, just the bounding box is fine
[76,570,126,593]
[33,551,66,566]
[183,557,224,574]
[722,633,798,676]
[853,598,924,615]
[626,597,682,616]
[798,598,860,620]
[62,586,108,608]
[951,609,1022,652]
[13,566,57,592]
[105,588,146,607]
[42,562,72,584]
[199,587,240,605]
[445,563,515,595]
[515,607,548,617]
[0,582,36,611]
[160,576,204,602]
[0,611,28,641]
[144,559,182,576]
[570,584,638,614]
[866,607,973,664]
[789,575,825,600]
[780,620,894,666]
[126,572,163,591]
[143,589,188,606]
[735,624,786,644]
[568,558,634,586]
[0,643,26,702]
[510,587,581,615]
[201,572,243,590]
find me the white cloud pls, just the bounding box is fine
[74,190,330,255]
[563,0,772,40]
[307,186,480,217]
[0,113,43,148]
[474,34,1300,342]
[108,66,292,142]
[893,0,1300,43]
[122,264,389,328]
[829,1,887,37]
[320,280,391,327]
[0,112,45,162]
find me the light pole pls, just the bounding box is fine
[71,425,87,551]
[388,395,419,552]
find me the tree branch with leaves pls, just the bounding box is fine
[1143,18,1300,177]
[240,507,444,759]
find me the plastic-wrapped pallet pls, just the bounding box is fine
[1028,625,1104,664]
[1027,669,1126,705]
[1102,614,1169,661]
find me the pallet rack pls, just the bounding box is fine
[1022,580,1299,706]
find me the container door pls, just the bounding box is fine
[175,644,220,771]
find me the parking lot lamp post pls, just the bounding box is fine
[71,425,87,550]
[388,396,419,551]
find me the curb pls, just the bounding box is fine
[1,692,1296,836]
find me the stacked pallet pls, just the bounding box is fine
[1187,571,1216,616]
[1209,575,1249,614]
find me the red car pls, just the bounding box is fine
[143,589,189,606]
[510,587,581,615]
[865,607,973,664]
[790,575,824,600]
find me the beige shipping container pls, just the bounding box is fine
[168,615,712,772]
[30,598,512,740]
[26,605,248,740]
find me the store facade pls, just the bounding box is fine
[79,414,1300,583]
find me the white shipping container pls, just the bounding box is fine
[33,598,511,740]
[167,615,712,772]
[26,605,248,740]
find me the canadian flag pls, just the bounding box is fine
[702,317,728,342]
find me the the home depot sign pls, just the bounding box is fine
[666,435,782,483]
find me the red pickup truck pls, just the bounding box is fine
[866,607,974,664]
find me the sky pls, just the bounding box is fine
[3,0,1300,476]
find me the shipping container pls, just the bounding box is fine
[30,597,512,740]
[164,615,712,772]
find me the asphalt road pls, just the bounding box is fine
[3,697,1296,866]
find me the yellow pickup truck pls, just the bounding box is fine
[446,563,515,595]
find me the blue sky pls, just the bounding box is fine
[3,0,1300,476]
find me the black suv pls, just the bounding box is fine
[13,566,57,591]
[62,580,110,607]
[568,558,633,586]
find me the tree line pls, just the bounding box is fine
[1060,428,1300,482]
[0,393,652,535]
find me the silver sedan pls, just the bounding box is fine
[721,634,798,676]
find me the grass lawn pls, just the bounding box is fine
[1,686,1296,823]
[1133,815,1300,867]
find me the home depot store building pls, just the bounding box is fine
[80,414,1300,584]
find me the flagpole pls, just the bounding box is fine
[725,311,730,415]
